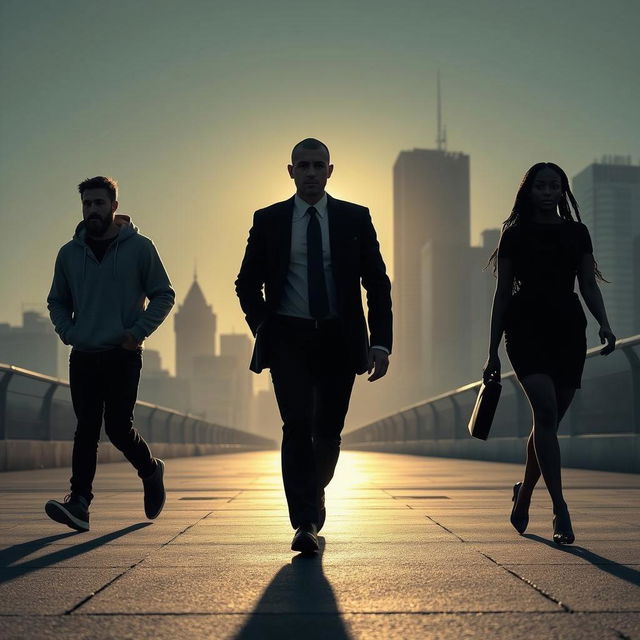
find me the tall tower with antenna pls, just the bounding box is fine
[391,72,471,403]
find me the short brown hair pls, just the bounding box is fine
[78,176,118,202]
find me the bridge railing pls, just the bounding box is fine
[0,363,274,450]
[343,335,640,473]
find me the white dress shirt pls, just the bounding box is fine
[277,193,389,355]
[277,193,338,319]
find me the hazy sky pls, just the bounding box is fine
[1,0,638,375]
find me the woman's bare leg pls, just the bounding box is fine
[514,384,576,517]
[517,374,571,512]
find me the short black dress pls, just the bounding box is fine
[498,220,593,389]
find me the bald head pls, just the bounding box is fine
[291,138,330,164]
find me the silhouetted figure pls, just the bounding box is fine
[45,176,175,531]
[484,163,616,545]
[235,139,392,553]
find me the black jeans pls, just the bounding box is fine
[269,315,356,529]
[69,348,155,503]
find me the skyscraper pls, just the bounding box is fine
[172,277,257,429]
[469,229,501,378]
[138,349,190,413]
[393,148,470,401]
[190,336,254,430]
[0,310,67,378]
[573,157,640,340]
[220,333,253,431]
[173,274,217,380]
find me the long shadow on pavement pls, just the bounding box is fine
[0,522,152,582]
[234,537,352,640]
[524,533,640,587]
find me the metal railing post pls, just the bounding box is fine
[40,382,58,441]
[398,411,410,442]
[179,414,188,444]
[449,395,462,439]
[147,407,157,444]
[0,371,13,440]
[621,345,640,435]
[429,403,439,439]
[462,387,480,437]
[165,413,174,444]
[412,406,422,440]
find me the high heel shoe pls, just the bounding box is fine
[510,482,529,535]
[553,507,575,545]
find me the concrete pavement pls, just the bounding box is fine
[0,451,639,639]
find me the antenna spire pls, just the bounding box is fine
[436,71,447,151]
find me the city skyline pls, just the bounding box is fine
[1,0,639,376]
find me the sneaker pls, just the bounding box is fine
[45,494,90,531]
[143,458,166,519]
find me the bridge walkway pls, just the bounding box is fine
[1,451,639,639]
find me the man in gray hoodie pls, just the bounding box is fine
[45,176,175,531]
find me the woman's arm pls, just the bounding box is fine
[577,253,616,355]
[483,257,513,381]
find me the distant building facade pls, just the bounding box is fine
[191,354,238,426]
[172,277,256,430]
[251,378,281,443]
[138,349,190,413]
[573,157,640,341]
[469,229,501,377]
[420,241,472,394]
[0,310,67,378]
[393,148,470,401]
[220,334,253,431]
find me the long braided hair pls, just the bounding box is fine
[487,162,606,282]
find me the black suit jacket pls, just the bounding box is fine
[235,194,392,374]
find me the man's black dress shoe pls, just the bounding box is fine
[291,522,319,553]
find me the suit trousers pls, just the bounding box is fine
[269,315,356,529]
[69,348,156,503]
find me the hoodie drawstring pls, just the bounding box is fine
[113,241,119,278]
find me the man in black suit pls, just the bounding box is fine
[235,138,392,553]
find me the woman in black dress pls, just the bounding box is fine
[484,162,616,544]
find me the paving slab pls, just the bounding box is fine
[0,612,630,640]
[139,542,487,568]
[473,540,640,566]
[504,564,640,611]
[1,450,639,639]
[0,567,123,615]
[81,561,557,614]
[1,543,158,569]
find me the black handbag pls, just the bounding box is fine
[468,378,502,440]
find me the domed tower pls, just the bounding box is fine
[174,272,217,380]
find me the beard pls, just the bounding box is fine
[85,216,111,237]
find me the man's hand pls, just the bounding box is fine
[599,325,616,356]
[121,331,141,351]
[367,347,389,382]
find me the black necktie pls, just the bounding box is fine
[306,207,330,319]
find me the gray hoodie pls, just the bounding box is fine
[47,215,175,352]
